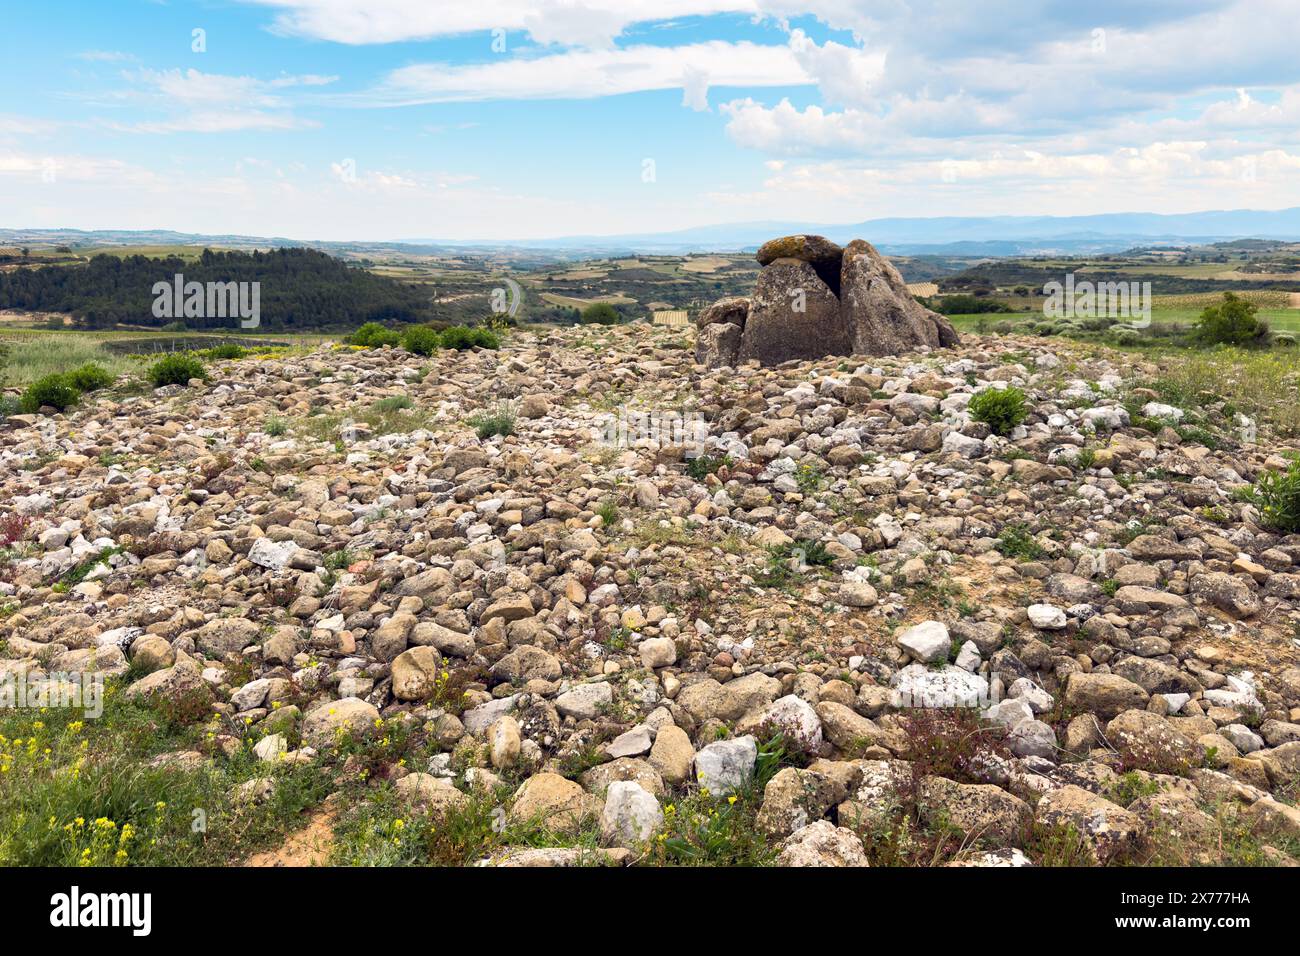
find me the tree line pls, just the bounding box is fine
[0,248,439,330]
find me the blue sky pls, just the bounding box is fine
[2,0,1299,241]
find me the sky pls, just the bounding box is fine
[2,0,1300,242]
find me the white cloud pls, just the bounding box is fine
[0,115,62,136]
[703,141,1300,222]
[241,0,758,47]
[98,68,331,133]
[0,150,156,185]
[785,28,885,108]
[367,40,809,104]
[75,50,137,63]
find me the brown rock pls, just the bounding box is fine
[840,239,959,356]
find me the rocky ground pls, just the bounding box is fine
[3,324,1300,867]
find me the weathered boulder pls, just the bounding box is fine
[508,773,601,834]
[302,697,379,747]
[756,234,844,294]
[648,725,695,785]
[698,235,959,368]
[840,239,959,356]
[918,776,1033,843]
[1035,785,1145,863]
[1064,672,1150,719]
[738,258,849,365]
[695,320,743,367]
[391,645,442,701]
[696,296,750,328]
[776,820,869,867]
[599,781,663,848]
[755,767,835,837]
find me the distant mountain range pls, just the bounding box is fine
[421,208,1300,256]
[7,207,1300,258]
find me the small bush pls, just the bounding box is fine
[440,326,500,350]
[580,302,622,325]
[348,322,401,348]
[400,325,441,356]
[968,385,1028,436]
[67,363,114,392]
[20,374,78,413]
[468,401,516,439]
[147,353,207,388]
[1194,292,1267,347]
[372,395,413,413]
[1251,458,1300,533]
[934,294,1012,316]
[686,454,732,481]
[995,523,1044,560]
[265,416,287,437]
[203,344,248,360]
[1,512,31,547]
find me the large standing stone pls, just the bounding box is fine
[755,235,844,294]
[738,258,849,365]
[840,240,959,356]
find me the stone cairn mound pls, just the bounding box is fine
[696,234,961,367]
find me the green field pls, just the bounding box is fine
[946,306,1300,334]
[0,329,331,389]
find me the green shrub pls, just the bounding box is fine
[372,395,413,413]
[686,454,732,481]
[1194,292,1267,347]
[20,374,78,413]
[147,353,207,388]
[968,385,1028,436]
[995,523,1044,560]
[1251,459,1300,533]
[348,322,401,348]
[0,395,19,419]
[580,302,622,325]
[934,294,1012,316]
[66,363,114,392]
[203,343,248,360]
[400,325,441,356]
[440,326,500,350]
[468,401,516,439]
